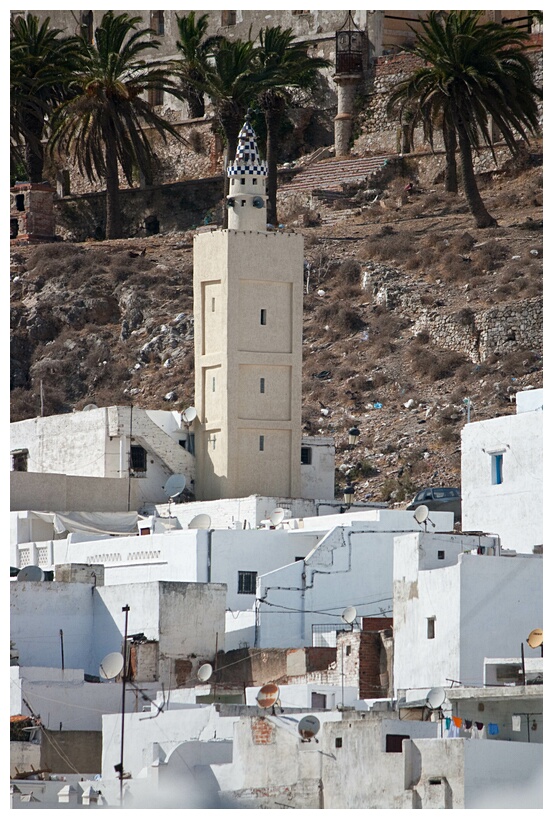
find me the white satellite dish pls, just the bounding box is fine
[256,683,280,709]
[197,663,213,682]
[99,652,125,681]
[426,686,446,710]
[188,513,212,530]
[414,505,429,524]
[183,406,197,423]
[298,715,321,741]
[164,474,186,500]
[17,565,44,582]
[269,508,285,526]
[341,606,357,625]
[83,403,98,411]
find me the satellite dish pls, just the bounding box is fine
[164,474,186,500]
[188,514,212,530]
[83,403,98,411]
[256,683,280,709]
[527,628,543,649]
[426,687,446,710]
[197,663,213,682]
[99,652,124,681]
[414,505,429,524]
[183,406,197,423]
[269,508,285,526]
[17,565,44,582]
[341,606,357,625]
[298,715,321,741]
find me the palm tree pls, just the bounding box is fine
[255,26,330,225]
[389,11,541,228]
[174,11,222,119]
[10,13,82,183]
[200,37,263,226]
[49,11,185,239]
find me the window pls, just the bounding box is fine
[385,734,410,753]
[437,550,445,560]
[11,450,28,472]
[311,692,326,709]
[345,645,352,656]
[240,178,245,185]
[212,377,216,392]
[491,453,504,485]
[252,177,257,185]
[427,617,436,639]
[15,194,25,212]
[130,445,147,473]
[260,309,267,325]
[150,10,165,35]
[211,297,216,312]
[241,199,246,207]
[260,378,265,394]
[259,435,265,452]
[221,10,236,26]
[238,571,257,594]
[179,434,195,455]
[148,87,164,107]
[335,737,343,748]
[301,447,312,465]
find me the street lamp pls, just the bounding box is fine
[348,426,360,447]
[343,485,354,505]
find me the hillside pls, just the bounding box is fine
[10,149,543,505]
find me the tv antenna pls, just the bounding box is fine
[17,565,44,582]
[163,474,186,515]
[99,652,124,681]
[197,663,213,683]
[256,683,280,714]
[341,606,357,628]
[413,504,435,531]
[298,715,320,743]
[188,513,212,530]
[182,406,197,424]
[269,508,285,527]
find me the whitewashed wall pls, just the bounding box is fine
[393,533,543,693]
[461,390,542,552]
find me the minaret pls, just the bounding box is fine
[193,115,303,501]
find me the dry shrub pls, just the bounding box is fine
[318,302,365,333]
[409,345,467,381]
[337,258,362,284]
[473,241,508,271]
[449,232,476,253]
[366,230,415,264]
[439,252,476,282]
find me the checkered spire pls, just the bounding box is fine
[227,113,268,177]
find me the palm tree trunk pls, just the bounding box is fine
[443,122,458,194]
[456,120,497,228]
[265,96,284,226]
[22,112,45,183]
[105,137,122,239]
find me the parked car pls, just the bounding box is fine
[406,487,461,523]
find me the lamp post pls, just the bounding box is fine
[343,485,355,506]
[118,604,130,808]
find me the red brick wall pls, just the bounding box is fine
[251,717,276,745]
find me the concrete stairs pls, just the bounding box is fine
[279,154,393,195]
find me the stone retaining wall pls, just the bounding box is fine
[411,296,542,363]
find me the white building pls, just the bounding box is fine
[393,530,543,695]
[10,579,225,687]
[461,388,543,553]
[256,509,456,648]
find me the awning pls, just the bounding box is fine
[29,511,139,536]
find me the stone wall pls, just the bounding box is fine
[411,296,543,363]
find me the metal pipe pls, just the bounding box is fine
[119,604,130,808]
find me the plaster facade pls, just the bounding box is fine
[10,580,226,688]
[393,532,543,693]
[256,509,456,648]
[461,389,543,552]
[10,406,195,506]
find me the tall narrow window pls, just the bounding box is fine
[238,570,257,594]
[148,88,163,107]
[259,435,265,452]
[260,378,265,394]
[211,297,216,312]
[150,11,165,34]
[491,453,503,485]
[427,617,436,639]
[212,377,216,392]
[11,450,28,472]
[221,10,237,26]
[260,309,267,325]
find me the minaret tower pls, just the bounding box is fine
[193,115,303,501]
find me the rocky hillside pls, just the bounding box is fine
[10,148,542,505]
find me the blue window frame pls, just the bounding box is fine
[491,453,503,485]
